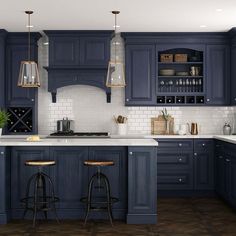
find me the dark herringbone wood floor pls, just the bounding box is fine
[1,198,236,236]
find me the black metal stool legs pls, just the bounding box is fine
[21,168,59,227]
[83,171,117,226]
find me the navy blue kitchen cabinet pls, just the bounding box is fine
[50,147,89,215]
[194,139,214,190]
[215,141,236,207]
[45,31,112,68]
[206,45,230,105]
[230,45,236,105]
[10,147,50,217]
[156,139,214,193]
[88,147,127,213]
[0,147,10,224]
[5,33,41,135]
[6,33,41,106]
[157,139,194,190]
[127,147,157,224]
[0,30,7,109]
[44,31,112,103]
[125,44,156,105]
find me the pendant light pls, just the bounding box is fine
[106,11,126,88]
[18,11,40,88]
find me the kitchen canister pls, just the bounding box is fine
[223,123,232,135]
[117,123,127,135]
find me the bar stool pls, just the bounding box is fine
[21,160,59,227]
[81,160,118,226]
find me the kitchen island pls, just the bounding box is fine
[0,138,158,225]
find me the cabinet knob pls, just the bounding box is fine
[194,152,197,156]
[178,158,182,162]
[31,99,34,102]
[234,98,236,101]
[207,98,210,102]
[0,152,4,155]
[226,158,231,162]
[126,98,129,102]
[178,178,182,182]
[178,143,182,147]
[202,143,206,147]
[129,152,133,155]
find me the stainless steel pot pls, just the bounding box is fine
[57,118,73,133]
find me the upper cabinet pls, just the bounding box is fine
[125,44,156,105]
[0,30,7,109]
[122,32,230,106]
[206,44,230,105]
[6,33,41,106]
[45,31,112,68]
[44,31,113,103]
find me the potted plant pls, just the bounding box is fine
[0,110,10,136]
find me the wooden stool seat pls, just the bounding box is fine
[84,160,114,167]
[25,160,56,166]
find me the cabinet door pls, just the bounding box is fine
[49,37,79,66]
[229,156,236,207]
[125,44,156,105]
[80,37,110,66]
[206,45,230,105]
[0,36,5,109]
[215,152,225,197]
[88,147,127,210]
[50,147,89,209]
[11,147,50,210]
[127,146,157,224]
[6,45,36,105]
[231,46,236,105]
[194,140,214,190]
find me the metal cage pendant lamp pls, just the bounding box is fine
[18,11,40,88]
[106,11,126,88]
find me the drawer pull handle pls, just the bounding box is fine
[219,156,223,159]
[129,152,133,155]
[178,143,182,147]
[0,152,4,155]
[202,143,205,147]
[178,158,182,162]
[226,159,230,162]
[194,153,197,156]
[179,178,183,182]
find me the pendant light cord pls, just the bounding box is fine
[114,13,117,64]
[28,13,31,61]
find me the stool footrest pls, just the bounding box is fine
[80,196,118,205]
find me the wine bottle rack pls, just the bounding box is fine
[7,107,33,133]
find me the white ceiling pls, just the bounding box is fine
[1,0,236,32]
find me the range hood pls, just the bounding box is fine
[43,30,113,103]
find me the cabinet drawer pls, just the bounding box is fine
[157,152,193,170]
[194,139,213,152]
[157,139,193,150]
[157,172,193,190]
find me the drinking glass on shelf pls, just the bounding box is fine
[160,80,165,92]
[182,79,186,92]
[186,79,189,92]
[199,78,202,92]
[192,79,196,92]
[169,80,173,92]
[179,79,183,92]
[195,79,199,92]
[176,80,179,92]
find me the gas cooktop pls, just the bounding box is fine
[48,132,110,138]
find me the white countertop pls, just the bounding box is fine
[0,138,158,147]
[213,135,236,145]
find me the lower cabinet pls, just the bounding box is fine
[157,139,214,192]
[127,147,157,224]
[10,146,127,218]
[215,141,236,206]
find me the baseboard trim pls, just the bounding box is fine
[126,214,157,224]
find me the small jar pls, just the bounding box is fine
[223,123,232,135]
